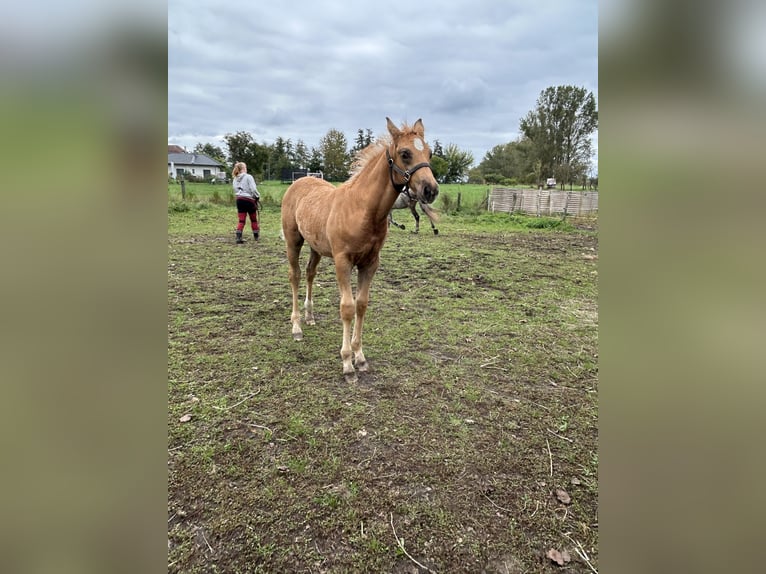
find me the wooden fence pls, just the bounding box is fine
[488,187,599,217]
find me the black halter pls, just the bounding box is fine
[386,148,431,198]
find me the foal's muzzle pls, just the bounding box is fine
[422,183,439,204]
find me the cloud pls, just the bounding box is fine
[168,0,598,166]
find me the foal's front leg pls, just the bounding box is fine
[352,260,379,374]
[334,259,357,383]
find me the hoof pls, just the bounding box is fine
[292,332,303,341]
[356,360,369,373]
[433,229,439,235]
[305,319,316,326]
[344,372,358,384]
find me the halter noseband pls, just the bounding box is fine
[386,148,431,197]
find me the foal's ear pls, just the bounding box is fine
[386,117,402,138]
[413,118,424,136]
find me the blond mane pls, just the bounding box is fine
[348,135,390,181]
[347,121,419,181]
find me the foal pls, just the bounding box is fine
[281,118,439,383]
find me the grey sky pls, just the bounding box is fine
[168,0,597,168]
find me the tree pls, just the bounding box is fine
[307,147,323,172]
[269,136,293,179]
[442,143,474,183]
[429,155,449,183]
[431,139,444,158]
[519,85,598,188]
[319,128,350,181]
[351,128,374,152]
[223,131,254,167]
[294,139,309,170]
[222,131,269,180]
[193,143,226,164]
[476,138,536,185]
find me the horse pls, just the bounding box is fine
[388,192,440,235]
[281,117,439,383]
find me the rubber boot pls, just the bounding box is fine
[253,231,259,241]
[235,230,244,244]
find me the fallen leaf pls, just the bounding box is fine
[546,548,572,566]
[179,414,192,423]
[546,549,563,565]
[555,488,571,504]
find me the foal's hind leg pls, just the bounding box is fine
[286,240,304,340]
[304,248,321,325]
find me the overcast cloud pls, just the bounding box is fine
[168,0,597,167]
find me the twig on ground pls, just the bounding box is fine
[546,438,553,477]
[197,528,214,554]
[248,423,273,434]
[529,400,550,412]
[564,533,598,574]
[547,428,574,443]
[482,492,514,514]
[530,500,540,518]
[390,512,433,573]
[213,390,260,411]
[371,473,398,481]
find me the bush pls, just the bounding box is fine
[168,201,189,213]
[210,190,234,205]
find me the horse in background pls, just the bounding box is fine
[280,117,439,383]
[388,192,440,235]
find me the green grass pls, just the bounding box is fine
[170,181,493,212]
[168,201,598,572]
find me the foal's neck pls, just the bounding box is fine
[352,149,400,224]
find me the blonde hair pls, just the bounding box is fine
[232,162,247,177]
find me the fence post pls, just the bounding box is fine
[180,177,186,200]
[457,192,461,211]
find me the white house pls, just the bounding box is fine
[168,146,226,181]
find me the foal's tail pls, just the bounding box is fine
[420,201,440,222]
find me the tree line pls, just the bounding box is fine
[189,85,597,188]
[473,85,598,189]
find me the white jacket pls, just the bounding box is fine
[233,174,259,200]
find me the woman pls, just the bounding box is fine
[231,162,260,243]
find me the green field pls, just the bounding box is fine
[168,202,598,572]
[169,181,495,213]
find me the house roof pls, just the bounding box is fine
[168,144,186,153]
[168,152,223,167]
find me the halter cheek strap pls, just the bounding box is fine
[386,148,431,197]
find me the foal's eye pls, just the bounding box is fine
[400,149,412,162]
